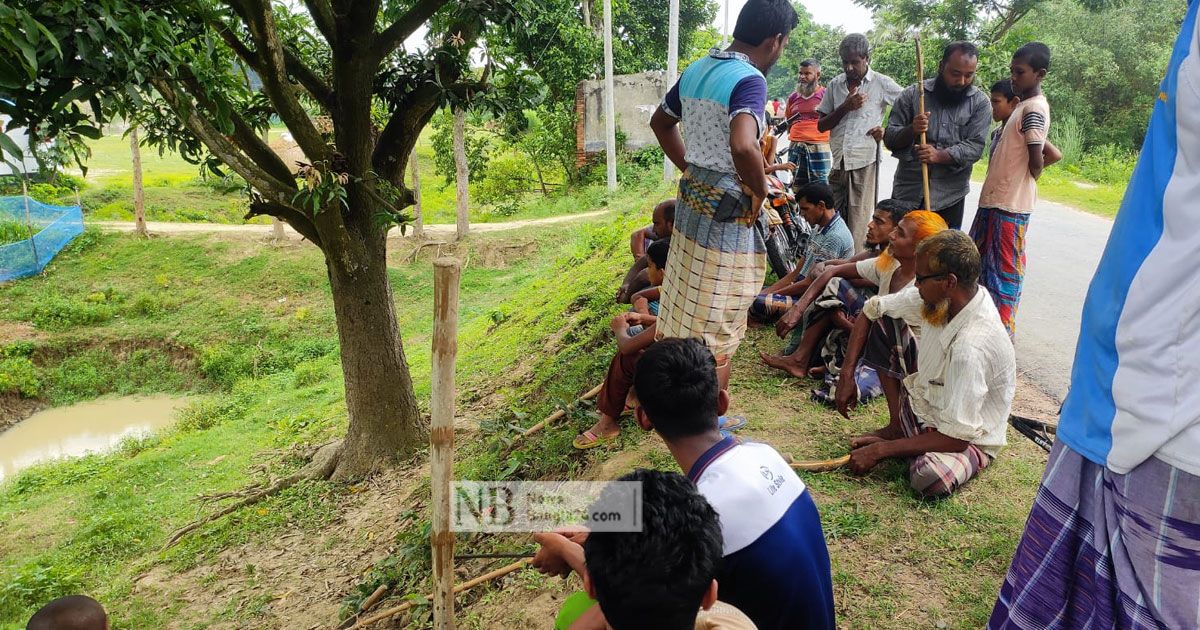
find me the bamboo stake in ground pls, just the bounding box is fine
[431,258,462,630]
[915,35,932,212]
[20,179,40,268]
[343,559,532,630]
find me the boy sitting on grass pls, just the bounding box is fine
[636,338,835,629]
[534,469,758,629]
[630,239,669,324]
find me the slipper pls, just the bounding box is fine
[718,415,748,432]
[573,430,618,450]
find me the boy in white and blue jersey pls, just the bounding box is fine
[632,338,836,630]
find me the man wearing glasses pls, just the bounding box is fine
[831,230,1015,497]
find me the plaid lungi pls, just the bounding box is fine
[748,293,796,324]
[900,394,991,498]
[970,207,1030,338]
[788,142,833,188]
[990,442,1200,629]
[657,166,767,357]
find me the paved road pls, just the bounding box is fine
[875,154,1113,402]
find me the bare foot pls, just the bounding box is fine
[760,351,810,379]
[849,424,903,449]
[807,366,826,378]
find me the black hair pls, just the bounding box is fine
[655,199,676,223]
[990,78,1017,100]
[632,338,720,439]
[646,239,670,270]
[875,198,916,225]
[917,230,981,287]
[795,182,836,210]
[941,41,979,63]
[584,469,723,630]
[800,58,821,70]
[839,33,870,60]
[732,0,799,47]
[1013,42,1051,72]
[27,596,107,630]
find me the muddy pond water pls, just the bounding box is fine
[0,395,189,482]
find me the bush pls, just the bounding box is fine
[27,295,115,330]
[1075,144,1137,185]
[0,561,83,622]
[0,356,41,397]
[628,145,665,170]
[1050,113,1085,167]
[473,153,535,206]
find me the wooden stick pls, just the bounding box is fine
[915,35,932,212]
[507,383,604,447]
[431,258,462,630]
[791,454,851,472]
[20,179,40,268]
[344,559,532,630]
[454,552,536,560]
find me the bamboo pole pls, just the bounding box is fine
[664,0,680,182]
[453,108,470,240]
[130,126,147,236]
[410,148,425,238]
[343,559,532,630]
[20,179,39,269]
[915,35,932,212]
[602,0,617,191]
[505,383,603,450]
[431,257,462,630]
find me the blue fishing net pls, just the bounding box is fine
[0,196,84,282]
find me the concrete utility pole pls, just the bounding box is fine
[664,0,680,182]
[130,126,146,236]
[723,0,730,44]
[603,0,617,191]
[453,108,470,240]
[410,148,425,238]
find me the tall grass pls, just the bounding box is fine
[1051,113,1085,167]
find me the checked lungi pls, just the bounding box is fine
[787,142,833,188]
[970,207,1030,338]
[990,442,1200,629]
[899,393,991,498]
[657,165,767,358]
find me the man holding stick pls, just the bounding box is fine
[885,42,990,230]
[818,33,903,252]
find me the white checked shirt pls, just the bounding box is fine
[817,69,903,171]
[863,286,1016,457]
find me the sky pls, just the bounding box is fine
[715,0,875,35]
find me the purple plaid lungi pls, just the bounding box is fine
[990,441,1200,629]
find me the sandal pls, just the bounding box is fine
[573,429,618,450]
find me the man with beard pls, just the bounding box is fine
[818,34,903,253]
[833,230,1014,498]
[784,59,832,188]
[884,42,991,230]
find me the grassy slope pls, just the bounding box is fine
[1,181,1046,628]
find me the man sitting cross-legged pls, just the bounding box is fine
[637,338,835,629]
[835,230,1015,498]
[748,183,853,325]
[533,469,759,630]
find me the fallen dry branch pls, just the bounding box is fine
[342,558,532,630]
[791,454,851,472]
[405,240,449,263]
[162,441,344,550]
[504,383,603,451]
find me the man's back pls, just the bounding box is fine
[690,437,836,630]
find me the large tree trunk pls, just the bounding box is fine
[325,226,428,480]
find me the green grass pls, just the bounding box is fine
[0,222,31,246]
[972,160,1126,218]
[0,178,1048,628]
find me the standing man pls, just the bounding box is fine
[785,59,832,189]
[649,0,798,394]
[884,41,990,230]
[818,33,903,252]
[991,6,1200,625]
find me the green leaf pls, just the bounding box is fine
[54,85,97,112]
[71,125,103,140]
[0,132,25,161]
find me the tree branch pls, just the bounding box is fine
[247,199,322,246]
[301,0,338,44]
[214,22,335,109]
[369,0,451,62]
[225,0,330,162]
[153,77,296,207]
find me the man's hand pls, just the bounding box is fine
[615,285,630,303]
[866,126,884,141]
[834,370,859,419]
[848,442,886,475]
[842,87,867,112]
[912,112,929,136]
[532,532,582,578]
[775,305,804,339]
[914,144,947,165]
[610,313,634,333]
[780,162,797,172]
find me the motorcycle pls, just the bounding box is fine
[754,112,811,279]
